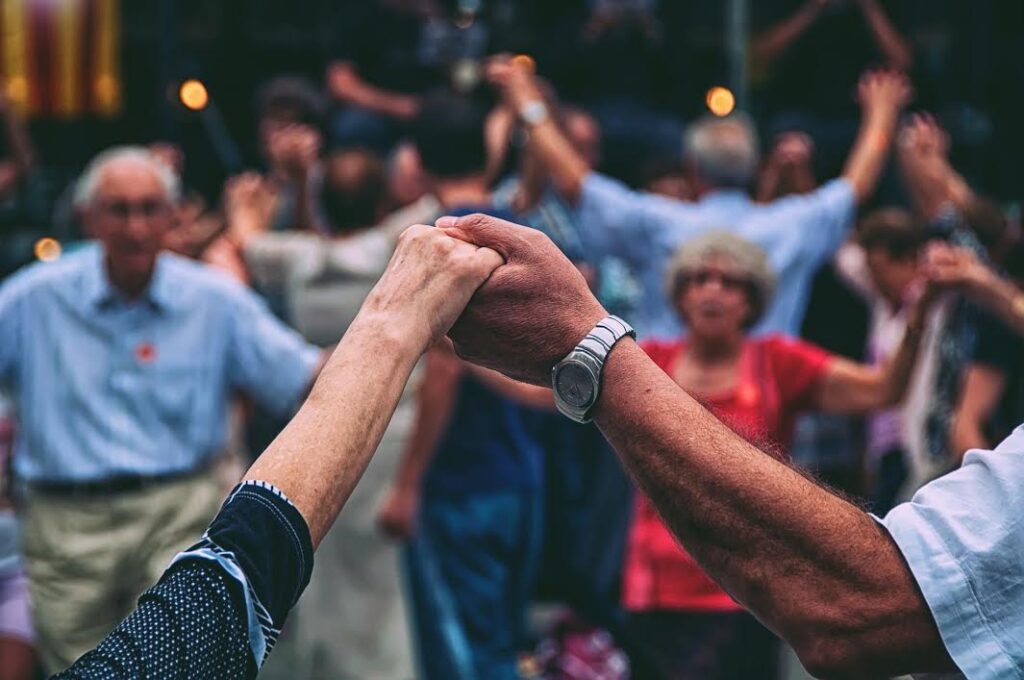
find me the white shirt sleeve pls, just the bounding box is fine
[880,425,1024,679]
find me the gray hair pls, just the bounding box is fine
[73,145,181,210]
[666,230,776,328]
[683,114,760,189]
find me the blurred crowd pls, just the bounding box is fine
[1,1,1023,679]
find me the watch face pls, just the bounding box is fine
[555,363,596,408]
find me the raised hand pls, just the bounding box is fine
[364,223,505,351]
[857,69,913,118]
[440,213,608,385]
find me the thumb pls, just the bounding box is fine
[436,212,533,261]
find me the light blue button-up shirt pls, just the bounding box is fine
[576,172,856,339]
[881,425,1024,679]
[0,244,320,483]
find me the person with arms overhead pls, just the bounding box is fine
[487,57,911,338]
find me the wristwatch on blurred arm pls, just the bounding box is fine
[551,315,636,424]
[518,100,550,128]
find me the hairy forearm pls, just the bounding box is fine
[244,312,423,547]
[592,340,952,676]
[843,106,900,204]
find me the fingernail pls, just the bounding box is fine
[436,216,459,228]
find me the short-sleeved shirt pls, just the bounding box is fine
[0,244,320,483]
[624,335,831,611]
[577,173,856,339]
[881,424,1024,679]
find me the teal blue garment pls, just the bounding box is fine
[576,173,856,339]
[0,244,319,483]
[881,425,1024,679]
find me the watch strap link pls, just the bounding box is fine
[576,315,635,364]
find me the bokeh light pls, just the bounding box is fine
[511,54,536,72]
[34,238,62,263]
[706,86,736,117]
[178,79,209,111]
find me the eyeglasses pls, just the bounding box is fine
[680,269,751,291]
[97,200,171,222]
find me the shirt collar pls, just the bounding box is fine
[83,245,175,313]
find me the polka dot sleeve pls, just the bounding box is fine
[53,480,314,679]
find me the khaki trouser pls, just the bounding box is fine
[22,471,222,674]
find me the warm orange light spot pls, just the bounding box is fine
[179,79,209,111]
[34,238,62,262]
[511,54,536,72]
[706,86,736,117]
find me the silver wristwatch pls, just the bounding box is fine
[551,315,636,424]
[519,99,550,127]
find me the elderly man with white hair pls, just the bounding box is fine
[487,59,912,339]
[0,146,323,672]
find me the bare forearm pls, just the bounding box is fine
[974,274,1024,337]
[592,340,951,676]
[951,416,988,463]
[244,312,422,547]
[392,351,460,490]
[878,301,929,405]
[843,107,900,204]
[898,154,953,220]
[751,3,820,66]
[525,118,590,203]
[861,0,913,70]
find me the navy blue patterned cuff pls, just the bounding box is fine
[170,480,314,666]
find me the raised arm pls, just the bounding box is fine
[57,225,503,678]
[751,0,826,68]
[896,114,973,220]
[443,213,954,678]
[924,243,1024,337]
[326,61,420,121]
[486,58,590,203]
[841,70,912,205]
[813,288,934,413]
[856,0,913,71]
[245,225,502,546]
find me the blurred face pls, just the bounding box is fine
[865,247,919,306]
[84,159,173,291]
[676,255,753,340]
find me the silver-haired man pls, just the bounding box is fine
[0,146,324,672]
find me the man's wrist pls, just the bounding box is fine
[589,337,639,422]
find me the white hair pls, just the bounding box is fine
[73,145,181,209]
[666,230,777,328]
[683,114,760,189]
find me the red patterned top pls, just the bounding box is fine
[623,335,832,612]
